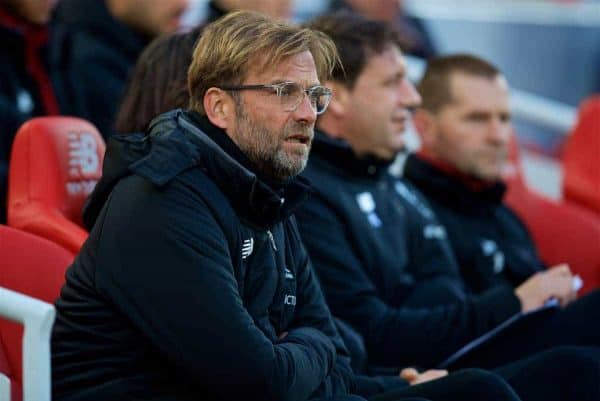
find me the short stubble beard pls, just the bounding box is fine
[233,100,313,181]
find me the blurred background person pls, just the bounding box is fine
[204,0,293,22]
[114,26,201,135]
[51,0,189,139]
[0,0,60,223]
[329,0,435,59]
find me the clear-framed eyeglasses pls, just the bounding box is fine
[218,81,333,115]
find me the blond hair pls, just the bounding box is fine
[188,10,339,114]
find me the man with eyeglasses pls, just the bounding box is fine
[51,11,366,401]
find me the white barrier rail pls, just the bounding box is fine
[0,286,55,401]
[405,55,577,134]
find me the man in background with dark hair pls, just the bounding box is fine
[204,0,293,22]
[298,11,519,371]
[328,0,435,59]
[51,0,188,138]
[296,12,600,401]
[114,27,202,134]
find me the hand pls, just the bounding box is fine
[515,264,577,312]
[400,368,448,385]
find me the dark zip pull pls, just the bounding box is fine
[267,230,278,251]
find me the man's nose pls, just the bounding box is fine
[399,79,422,109]
[488,118,511,145]
[292,93,317,125]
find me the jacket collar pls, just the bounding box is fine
[84,109,311,229]
[146,110,312,227]
[404,153,506,214]
[415,151,497,192]
[310,130,393,179]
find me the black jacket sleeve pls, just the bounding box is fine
[94,177,338,401]
[296,194,521,368]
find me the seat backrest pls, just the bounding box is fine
[504,135,600,294]
[562,96,600,214]
[506,183,600,294]
[0,225,73,399]
[7,117,105,254]
[504,136,600,294]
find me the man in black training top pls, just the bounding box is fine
[406,54,600,366]
[297,10,600,382]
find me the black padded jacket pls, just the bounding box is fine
[51,110,356,401]
[404,154,544,294]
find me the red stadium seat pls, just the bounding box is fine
[562,96,600,215]
[0,225,73,401]
[504,135,600,295]
[7,117,105,255]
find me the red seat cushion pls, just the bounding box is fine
[505,183,600,295]
[0,225,73,394]
[504,133,600,294]
[7,117,105,254]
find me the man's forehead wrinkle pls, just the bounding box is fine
[246,50,317,81]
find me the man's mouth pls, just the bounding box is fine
[285,134,312,145]
[392,115,407,125]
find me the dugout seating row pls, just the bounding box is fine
[0,97,598,399]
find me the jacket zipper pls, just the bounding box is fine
[267,230,278,251]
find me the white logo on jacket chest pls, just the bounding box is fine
[241,238,254,259]
[16,89,34,114]
[423,224,446,240]
[356,192,382,228]
[480,239,505,274]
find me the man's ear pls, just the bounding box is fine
[203,88,234,129]
[325,81,350,117]
[412,108,437,150]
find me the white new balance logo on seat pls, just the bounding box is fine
[242,238,254,259]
